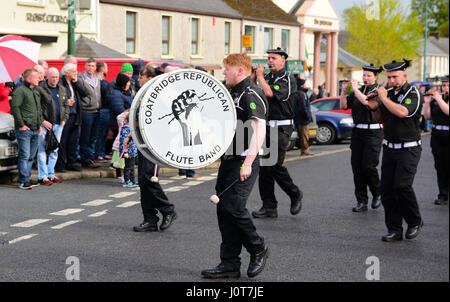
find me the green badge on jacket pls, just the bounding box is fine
[249,102,256,110]
[405,98,412,105]
[274,85,280,91]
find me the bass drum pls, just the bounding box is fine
[129,69,236,169]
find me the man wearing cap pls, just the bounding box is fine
[252,47,303,219]
[423,76,449,205]
[367,59,424,242]
[340,64,384,213]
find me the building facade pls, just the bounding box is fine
[0,0,98,59]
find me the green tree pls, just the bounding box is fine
[412,0,449,37]
[343,0,423,67]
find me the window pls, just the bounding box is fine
[224,22,231,55]
[191,18,199,55]
[282,29,290,54]
[264,28,273,53]
[126,12,136,54]
[244,25,255,53]
[162,16,171,55]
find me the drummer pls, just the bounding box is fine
[126,64,178,232]
[201,52,269,279]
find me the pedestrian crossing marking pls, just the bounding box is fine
[210,172,218,176]
[158,180,174,185]
[193,176,215,181]
[51,220,82,230]
[88,210,108,217]
[8,234,38,244]
[170,175,187,180]
[116,201,140,208]
[182,181,204,186]
[81,199,112,206]
[108,192,136,198]
[49,208,84,216]
[11,219,51,228]
[164,186,186,192]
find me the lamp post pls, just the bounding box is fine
[68,0,75,55]
[423,0,429,81]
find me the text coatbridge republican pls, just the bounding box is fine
[143,71,230,125]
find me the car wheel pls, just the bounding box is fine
[287,139,296,151]
[316,123,336,145]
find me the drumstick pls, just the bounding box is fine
[209,178,240,204]
[151,164,159,183]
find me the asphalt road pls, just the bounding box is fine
[0,134,448,284]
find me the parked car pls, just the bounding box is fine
[311,105,354,145]
[310,97,352,115]
[288,113,318,151]
[0,112,18,172]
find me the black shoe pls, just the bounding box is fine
[81,160,100,168]
[434,198,448,205]
[290,190,303,215]
[252,207,278,218]
[29,180,40,188]
[371,195,381,209]
[18,182,32,190]
[159,212,177,231]
[382,232,403,242]
[201,264,240,279]
[67,165,82,171]
[247,245,269,278]
[352,203,368,212]
[133,221,158,232]
[405,220,424,240]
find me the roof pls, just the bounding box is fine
[61,35,131,59]
[319,42,369,68]
[289,0,305,15]
[220,0,299,26]
[428,36,449,54]
[100,0,242,19]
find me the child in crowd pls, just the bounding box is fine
[119,111,138,187]
[111,109,129,183]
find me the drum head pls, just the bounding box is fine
[130,69,236,169]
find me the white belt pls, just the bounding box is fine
[356,123,383,129]
[384,140,421,149]
[434,125,449,131]
[268,119,293,127]
[240,149,264,156]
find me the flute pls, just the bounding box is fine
[366,86,397,100]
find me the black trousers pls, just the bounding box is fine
[56,114,80,169]
[431,130,449,201]
[124,157,136,183]
[381,145,422,234]
[350,128,383,204]
[216,157,265,270]
[259,125,300,209]
[137,152,174,223]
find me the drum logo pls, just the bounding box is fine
[132,70,236,169]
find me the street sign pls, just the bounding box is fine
[242,35,252,48]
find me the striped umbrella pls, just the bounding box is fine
[0,35,41,83]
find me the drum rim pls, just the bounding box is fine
[131,69,237,169]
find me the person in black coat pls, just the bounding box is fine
[56,63,89,172]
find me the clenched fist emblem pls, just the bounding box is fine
[159,89,211,146]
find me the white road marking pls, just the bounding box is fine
[108,192,136,198]
[0,232,8,236]
[8,234,38,244]
[158,180,174,185]
[51,220,82,230]
[170,175,187,180]
[11,219,51,228]
[164,186,186,192]
[182,181,204,186]
[88,210,108,217]
[81,199,112,206]
[193,176,215,181]
[116,201,140,208]
[210,172,218,176]
[49,208,84,216]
